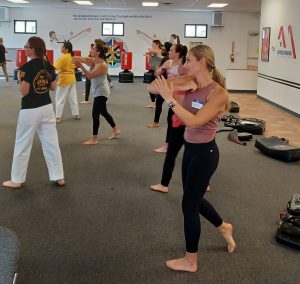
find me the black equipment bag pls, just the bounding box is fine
[277,221,300,237]
[237,132,253,141]
[275,229,300,250]
[280,211,300,227]
[221,114,240,122]
[229,101,240,113]
[287,193,300,216]
[255,136,300,162]
[225,117,266,135]
[275,195,300,250]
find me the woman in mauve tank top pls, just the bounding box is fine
[153,45,236,273]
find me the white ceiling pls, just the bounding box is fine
[0,0,261,13]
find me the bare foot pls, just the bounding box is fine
[75,115,80,120]
[147,122,159,128]
[206,185,211,192]
[83,139,98,145]
[80,100,89,104]
[150,184,168,193]
[54,179,65,186]
[218,222,236,253]
[2,180,22,189]
[154,144,168,153]
[146,103,155,109]
[56,118,61,123]
[108,128,121,140]
[166,254,197,273]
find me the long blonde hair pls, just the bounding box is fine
[190,44,229,111]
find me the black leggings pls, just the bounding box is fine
[161,125,185,186]
[165,108,174,143]
[85,78,91,101]
[148,70,156,103]
[182,140,223,253]
[149,93,156,103]
[154,95,165,123]
[92,96,116,135]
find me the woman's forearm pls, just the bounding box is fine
[19,81,30,96]
[81,57,94,66]
[147,76,196,94]
[79,64,92,79]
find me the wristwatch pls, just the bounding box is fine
[168,100,176,109]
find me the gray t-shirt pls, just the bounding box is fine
[149,55,162,70]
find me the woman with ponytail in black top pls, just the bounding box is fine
[2,36,65,189]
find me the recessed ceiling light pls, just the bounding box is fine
[142,2,159,7]
[207,3,228,8]
[7,0,29,3]
[74,1,93,5]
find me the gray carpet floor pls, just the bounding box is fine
[0,78,299,284]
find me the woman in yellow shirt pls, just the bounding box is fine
[54,41,80,123]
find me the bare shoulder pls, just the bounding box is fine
[208,84,229,101]
[164,59,172,68]
[96,60,108,69]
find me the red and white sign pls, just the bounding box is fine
[277,25,297,59]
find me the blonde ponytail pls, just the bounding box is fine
[212,68,226,89]
[212,68,229,112]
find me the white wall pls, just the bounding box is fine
[258,0,300,115]
[226,69,257,91]
[0,7,259,77]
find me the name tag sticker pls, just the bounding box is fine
[192,99,204,109]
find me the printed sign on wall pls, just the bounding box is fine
[277,25,297,59]
[261,27,271,61]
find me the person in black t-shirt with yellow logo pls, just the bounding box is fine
[2,36,65,189]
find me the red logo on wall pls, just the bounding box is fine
[277,25,297,59]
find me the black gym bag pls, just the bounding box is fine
[255,136,300,162]
[275,229,300,250]
[221,114,240,122]
[224,117,266,135]
[275,194,300,250]
[277,221,300,238]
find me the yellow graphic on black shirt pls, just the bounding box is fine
[33,70,49,94]
[20,71,25,79]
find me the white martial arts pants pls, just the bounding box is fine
[55,83,79,118]
[11,104,64,184]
